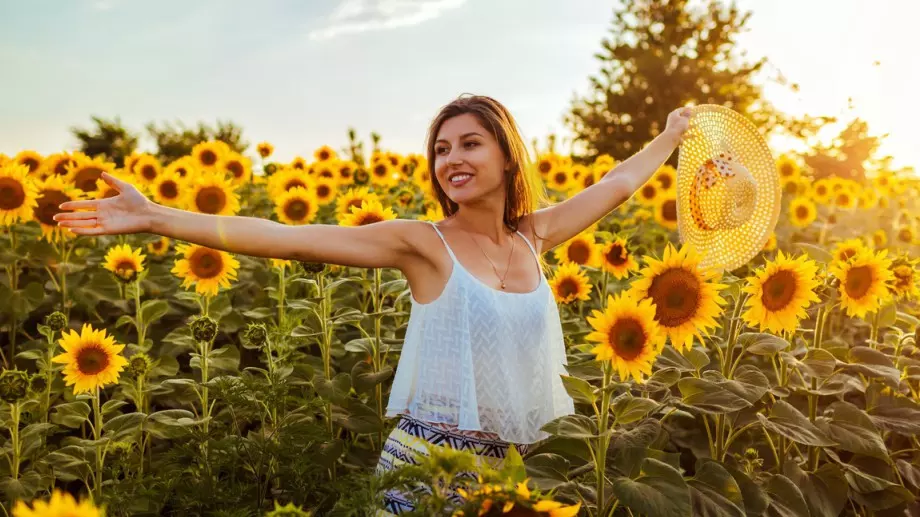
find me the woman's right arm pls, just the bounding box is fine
[54,172,419,270]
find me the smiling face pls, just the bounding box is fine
[433,113,509,207]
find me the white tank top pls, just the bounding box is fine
[385,221,576,444]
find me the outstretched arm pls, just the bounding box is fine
[529,106,691,252]
[54,172,417,270]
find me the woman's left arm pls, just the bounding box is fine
[529,107,692,252]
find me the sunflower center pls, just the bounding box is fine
[195,186,227,214]
[339,167,353,179]
[567,241,591,264]
[159,181,179,199]
[608,317,648,361]
[0,177,25,209]
[348,199,365,211]
[227,161,244,178]
[21,158,40,172]
[357,213,384,226]
[898,229,913,243]
[114,260,138,280]
[284,199,309,221]
[317,185,332,198]
[373,164,388,178]
[553,172,567,186]
[795,205,810,219]
[75,167,103,192]
[845,265,873,299]
[538,161,552,174]
[285,180,307,191]
[780,164,794,177]
[761,269,797,311]
[55,159,75,176]
[175,167,188,178]
[606,244,627,266]
[35,190,69,226]
[141,165,158,180]
[647,267,701,327]
[319,150,330,161]
[355,170,369,184]
[558,277,580,298]
[816,185,827,196]
[189,248,224,279]
[662,199,677,222]
[893,266,912,289]
[76,345,110,375]
[658,174,673,189]
[641,185,656,199]
[200,150,218,166]
[838,248,856,262]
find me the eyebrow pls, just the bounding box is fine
[435,132,483,144]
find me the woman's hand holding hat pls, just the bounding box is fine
[665,106,693,142]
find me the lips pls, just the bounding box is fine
[448,172,474,187]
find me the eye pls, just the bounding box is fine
[464,141,479,149]
[435,146,449,155]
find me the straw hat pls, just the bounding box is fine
[676,104,780,272]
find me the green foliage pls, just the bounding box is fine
[145,119,249,164]
[70,115,139,167]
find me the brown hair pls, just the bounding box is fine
[425,95,551,268]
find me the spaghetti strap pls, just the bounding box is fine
[427,222,458,262]
[515,230,540,261]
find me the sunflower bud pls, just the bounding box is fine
[129,353,153,378]
[353,168,370,186]
[743,448,759,462]
[264,501,312,517]
[0,369,30,404]
[300,261,327,275]
[264,162,278,176]
[242,323,268,350]
[189,315,218,343]
[45,311,68,332]
[28,373,49,395]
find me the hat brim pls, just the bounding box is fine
[676,104,781,273]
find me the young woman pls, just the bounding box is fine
[54,95,691,514]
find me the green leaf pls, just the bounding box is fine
[818,401,888,461]
[851,485,914,512]
[717,365,770,403]
[685,347,711,371]
[560,375,597,405]
[344,337,376,355]
[876,302,897,328]
[868,394,920,434]
[688,459,745,517]
[896,311,920,328]
[657,346,697,372]
[725,464,769,516]
[646,367,680,389]
[313,439,344,468]
[140,299,169,326]
[351,362,393,394]
[333,400,383,434]
[114,314,136,329]
[613,395,659,425]
[763,474,810,517]
[101,399,128,416]
[739,332,790,356]
[144,409,197,439]
[841,462,899,493]
[151,354,180,378]
[783,462,847,517]
[203,346,240,372]
[314,372,352,405]
[611,418,663,451]
[794,242,833,263]
[610,458,692,517]
[842,346,901,388]
[678,378,752,414]
[242,307,274,319]
[540,414,601,439]
[523,453,570,491]
[50,401,91,428]
[291,324,322,338]
[757,400,834,447]
[102,412,145,441]
[801,349,837,379]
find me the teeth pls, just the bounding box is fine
[450,174,471,183]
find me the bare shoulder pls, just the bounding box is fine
[516,213,546,256]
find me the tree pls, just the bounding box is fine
[146,120,249,164]
[803,118,890,181]
[70,116,139,167]
[566,0,810,161]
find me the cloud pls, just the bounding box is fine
[308,0,467,41]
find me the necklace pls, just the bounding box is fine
[464,228,515,290]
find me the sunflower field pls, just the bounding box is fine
[1,141,920,517]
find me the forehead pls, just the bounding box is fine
[436,113,489,140]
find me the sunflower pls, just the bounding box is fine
[33,175,83,242]
[553,231,600,267]
[65,155,115,194]
[369,159,398,188]
[395,188,415,210]
[313,176,338,206]
[872,229,888,249]
[336,186,380,220]
[896,225,916,246]
[548,262,593,304]
[165,156,196,180]
[172,243,240,297]
[628,244,727,352]
[532,500,583,517]
[256,142,274,159]
[289,156,308,171]
[635,180,659,206]
[339,198,397,226]
[776,155,800,180]
[148,169,184,207]
[788,196,817,228]
[191,141,227,172]
[890,256,920,301]
[268,167,314,199]
[567,164,591,192]
[103,243,146,282]
[274,186,319,225]
[782,177,808,197]
[413,165,432,193]
[832,238,867,263]
[123,153,142,176]
[42,152,82,180]
[763,232,777,252]
[93,169,138,200]
[13,150,43,174]
[353,167,371,186]
[833,189,857,209]
[810,179,833,205]
[219,153,252,186]
[548,167,573,192]
[52,323,128,394]
[830,248,894,318]
[147,236,170,256]
[599,238,639,279]
[0,163,39,225]
[654,196,678,230]
[336,160,356,184]
[270,258,291,270]
[131,154,162,186]
[417,204,444,222]
[742,251,821,334]
[184,171,241,216]
[314,145,337,162]
[585,292,663,382]
[858,188,878,209]
[654,164,676,191]
[12,488,102,517]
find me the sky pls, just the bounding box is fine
[1,0,917,171]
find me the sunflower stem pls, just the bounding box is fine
[869,309,880,349]
[92,387,103,501]
[278,264,286,327]
[8,401,21,480]
[808,306,827,470]
[373,267,384,447]
[596,362,613,513]
[134,280,145,349]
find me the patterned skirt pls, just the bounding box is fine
[375,414,530,516]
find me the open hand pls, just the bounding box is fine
[53,172,155,236]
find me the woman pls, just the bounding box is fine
[54,95,691,514]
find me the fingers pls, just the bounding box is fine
[100,171,125,191]
[58,218,99,228]
[53,211,97,222]
[58,199,99,211]
[66,225,108,236]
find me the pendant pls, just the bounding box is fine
[500,282,506,289]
